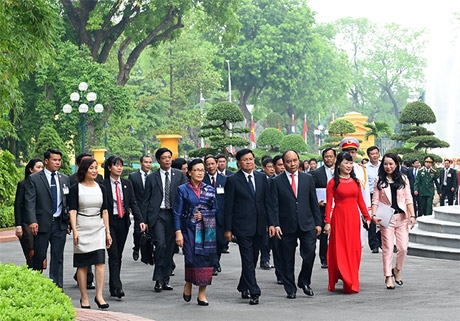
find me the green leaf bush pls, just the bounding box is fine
[279,134,308,153]
[0,206,14,228]
[0,263,75,320]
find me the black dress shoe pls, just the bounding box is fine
[277,279,283,285]
[80,299,91,309]
[213,270,218,276]
[286,293,296,299]
[94,297,109,309]
[162,283,173,291]
[217,267,222,273]
[392,268,403,285]
[321,262,328,269]
[386,283,395,290]
[260,261,271,270]
[183,292,191,302]
[300,285,314,296]
[372,248,379,254]
[154,281,163,292]
[249,295,259,305]
[118,289,125,298]
[197,298,209,306]
[86,282,95,290]
[133,249,139,261]
[241,290,250,299]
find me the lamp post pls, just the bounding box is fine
[62,82,103,152]
[225,60,233,154]
[103,121,109,159]
[313,125,328,154]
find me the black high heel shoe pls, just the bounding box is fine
[197,298,209,306]
[80,299,90,309]
[392,268,403,285]
[94,297,109,309]
[183,292,191,302]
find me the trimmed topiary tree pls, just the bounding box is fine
[320,118,356,149]
[0,263,75,320]
[279,134,308,153]
[33,125,72,175]
[266,112,285,130]
[189,102,250,157]
[257,128,284,152]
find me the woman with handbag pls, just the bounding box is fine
[174,159,217,306]
[372,153,415,289]
[69,158,112,309]
[324,152,373,294]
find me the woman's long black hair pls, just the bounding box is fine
[24,158,43,179]
[104,155,123,179]
[376,152,406,190]
[333,152,360,190]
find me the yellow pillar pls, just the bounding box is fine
[156,134,182,159]
[341,112,375,153]
[92,148,107,177]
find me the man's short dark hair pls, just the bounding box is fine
[366,146,380,156]
[299,162,305,171]
[216,154,226,161]
[403,160,412,167]
[261,155,271,163]
[76,152,92,165]
[204,155,217,163]
[281,150,299,163]
[140,155,152,163]
[155,148,172,161]
[236,149,254,161]
[44,148,62,160]
[309,158,317,164]
[322,147,336,159]
[262,157,273,167]
[412,159,419,164]
[171,157,187,170]
[273,155,283,165]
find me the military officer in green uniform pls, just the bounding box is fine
[414,156,441,216]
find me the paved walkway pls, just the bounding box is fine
[1,226,459,321]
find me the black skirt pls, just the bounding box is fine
[74,249,105,267]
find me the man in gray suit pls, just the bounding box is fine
[144,148,186,292]
[25,148,69,288]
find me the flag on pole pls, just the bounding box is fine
[232,146,236,155]
[291,114,295,134]
[303,114,308,143]
[318,113,321,128]
[278,122,281,132]
[205,142,208,148]
[250,115,256,143]
[264,118,267,129]
[331,112,335,123]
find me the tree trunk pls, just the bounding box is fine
[238,88,253,123]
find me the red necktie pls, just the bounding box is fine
[211,176,216,188]
[291,173,296,197]
[115,181,124,218]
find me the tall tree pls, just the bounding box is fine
[59,0,240,86]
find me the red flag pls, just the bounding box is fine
[278,122,281,131]
[264,118,267,129]
[232,146,236,154]
[303,114,308,142]
[205,142,208,148]
[250,116,255,143]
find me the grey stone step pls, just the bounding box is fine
[409,226,460,248]
[417,215,460,234]
[433,205,460,223]
[408,242,460,260]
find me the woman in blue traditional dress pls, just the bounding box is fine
[175,158,217,306]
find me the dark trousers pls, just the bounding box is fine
[107,216,129,292]
[279,229,316,295]
[419,194,434,216]
[214,224,226,270]
[440,187,455,206]
[270,236,282,280]
[19,223,34,267]
[412,193,420,216]
[368,193,381,250]
[32,219,67,288]
[236,234,262,296]
[259,232,270,264]
[133,217,142,251]
[318,211,328,264]
[152,209,175,283]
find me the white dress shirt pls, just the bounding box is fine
[285,170,298,196]
[44,168,62,217]
[110,176,124,215]
[242,170,256,192]
[366,161,380,193]
[159,168,172,209]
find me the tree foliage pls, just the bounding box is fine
[257,128,284,152]
[279,134,308,154]
[328,119,356,136]
[399,101,436,125]
[33,126,72,175]
[0,151,20,207]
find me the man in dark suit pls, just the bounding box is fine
[273,155,285,176]
[25,148,69,288]
[102,155,146,298]
[203,155,227,275]
[144,148,186,292]
[311,147,336,269]
[407,159,421,216]
[129,155,152,261]
[69,152,103,289]
[439,159,458,206]
[216,154,235,176]
[271,150,322,299]
[224,149,272,305]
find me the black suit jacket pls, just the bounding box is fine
[144,168,186,227]
[14,180,26,226]
[101,177,143,229]
[439,168,458,190]
[203,173,226,226]
[224,170,271,237]
[271,171,321,234]
[69,172,103,187]
[311,166,329,216]
[220,169,235,176]
[25,170,69,232]
[407,167,418,194]
[129,171,149,222]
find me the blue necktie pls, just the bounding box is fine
[248,174,255,197]
[51,172,58,214]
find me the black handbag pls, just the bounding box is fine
[140,232,155,265]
